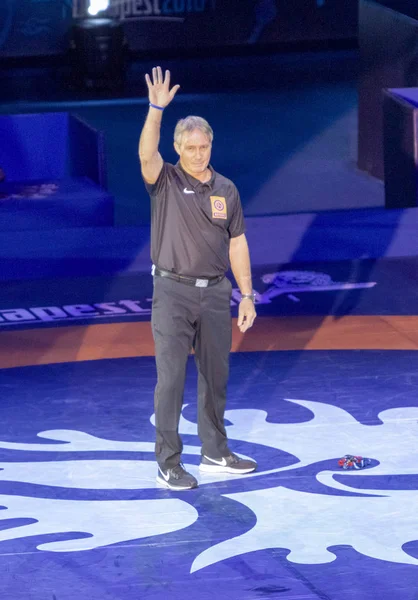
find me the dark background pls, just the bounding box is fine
[0,0,357,58]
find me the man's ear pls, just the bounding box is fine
[174,142,180,156]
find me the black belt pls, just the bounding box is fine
[154,267,224,288]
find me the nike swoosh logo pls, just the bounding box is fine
[204,455,227,466]
[158,467,170,481]
[184,188,195,194]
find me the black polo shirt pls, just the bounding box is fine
[144,162,245,278]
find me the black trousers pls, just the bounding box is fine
[151,274,232,470]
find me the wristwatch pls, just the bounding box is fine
[240,292,256,302]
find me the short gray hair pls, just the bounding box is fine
[174,116,213,146]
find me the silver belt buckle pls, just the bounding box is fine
[195,278,209,288]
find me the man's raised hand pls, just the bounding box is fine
[145,67,180,109]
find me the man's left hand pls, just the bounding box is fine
[237,298,257,333]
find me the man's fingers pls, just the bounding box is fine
[239,321,250,333]
[237,306,257,333]
[165,69,171,87]
[240,321,252,333]
[169,84,181,100]
[145,73,152,89]
[237,306,245,328]
[152,66,163,85]
[237,308,248,330]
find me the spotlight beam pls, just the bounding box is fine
[88,0,110,16]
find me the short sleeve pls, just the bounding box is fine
[228,185,246,238]
[143,162,169,198]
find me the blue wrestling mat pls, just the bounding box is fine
[0,350,417,600]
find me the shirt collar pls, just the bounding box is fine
[177,162,215,189]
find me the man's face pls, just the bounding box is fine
[175,128,212,178]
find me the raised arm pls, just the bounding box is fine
[139,66,180,184]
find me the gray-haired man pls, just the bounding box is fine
[139,67,257,490]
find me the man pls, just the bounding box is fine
[139,67,257,491]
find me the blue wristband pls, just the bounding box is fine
[149,103,164,111]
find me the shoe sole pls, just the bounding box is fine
[156,476,198,490]
[199,464,256,474]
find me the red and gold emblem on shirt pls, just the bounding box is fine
[210,196,227,220]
